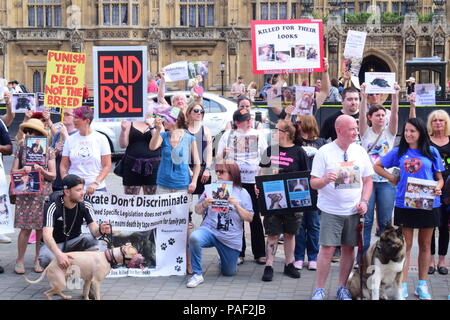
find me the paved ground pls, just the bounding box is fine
[0,154,449,300]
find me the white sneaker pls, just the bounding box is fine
[0,234,11,243]
[294,260,303,270]
[186,274,204,288]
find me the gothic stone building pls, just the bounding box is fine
[0,0,448,96]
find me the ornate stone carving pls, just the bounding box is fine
[405,30,416,53]
[171,29,215,40]
[70,29,84,53]
[147,27,161,56]
[226,27,241,56]
[328,33,339,54]
[434,33,446,46]
[0,30,7,55]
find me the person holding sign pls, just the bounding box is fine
[258,120,308,282]
[426,111,450,276]
[359,82,400,256]
[12,118,56,274]
[374,118,444,300]
[187,160,253,288]
[310,115,373,300]
[157,71,188,114]
[60,106,112,195]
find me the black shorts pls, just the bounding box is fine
[394,207,440,229]
[263,212,303,236]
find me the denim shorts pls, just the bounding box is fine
[319,211,359,247]
[263,212,303,236]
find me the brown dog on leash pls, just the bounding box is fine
[24,243,138,300]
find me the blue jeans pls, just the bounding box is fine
[363,182,396,253]
[294,210,320,262]
[189,227,240,276]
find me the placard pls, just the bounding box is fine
[10,171,42,195]
[37,93,62,114]
[293,86,315,115]
[365,72,396,94]
[415,84,436,106]
[12,93,37,113]
[343,30,367,88]
[204,181,233,214]
[404,177,438,211]
[93,46,147,122]
[256,171,317,215]
[163,61,209,82]
[25,137,48,166]
[0,157,13,234]
[251,19,324,74]
[45,50,86,109]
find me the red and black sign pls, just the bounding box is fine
[94,46,147,120]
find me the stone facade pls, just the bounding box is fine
[0,0,448,95]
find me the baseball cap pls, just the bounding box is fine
[233,108,251,123]
[62,174,85,190]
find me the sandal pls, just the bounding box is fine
[437,266,448,275]
[34,262,44,273]
[255,257,266,265]
[14,263,25,274]
[428,266,435,275]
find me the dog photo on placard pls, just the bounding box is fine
[112,229,157,268]
[347,222,406,300]
[265,192,287,210]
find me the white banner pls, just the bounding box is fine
[84,192,189,277]
[0,156,14,234]
[365,72,396,94]
[415,84,436,106]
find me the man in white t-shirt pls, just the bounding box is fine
[230,76,246,100]
[310,115,373,300]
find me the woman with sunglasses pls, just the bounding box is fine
[224,97,263,131]
[259,120,309,281]
[12,118,56,274]
[374,118,444,299]
[186,160,253,288]
[426,110,450,276]
[359,82,400,257]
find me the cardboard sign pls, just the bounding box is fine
[164,61,209,82]
[256,171,317,215]
[415,84,436,106]
[93,46,147,121]
[343,30,367,89]
[45,50,86,109]
[12,93,37,113]
[365,72,396,94]
[251,19,324,74]
[10,171,42,195]
[25,137,48,166]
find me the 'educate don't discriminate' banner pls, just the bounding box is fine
[44,50,86,109]
[84,192,189,277]
[251,19,324,74]
[93,46,147,122]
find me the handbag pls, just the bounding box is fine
[113,155,125,177]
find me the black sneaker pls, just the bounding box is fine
[261,266,274,282]
[284,263,301,279]
[0,265,4,274]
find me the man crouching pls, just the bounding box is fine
[39,174,110,269]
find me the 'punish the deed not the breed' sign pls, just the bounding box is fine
[84,192,189,277]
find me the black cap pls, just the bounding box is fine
[233,108,251,123]
[62,174,85,190]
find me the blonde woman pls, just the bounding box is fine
[247,82,257,102]
[426,110,450,276]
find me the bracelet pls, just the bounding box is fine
[92,181,100,186]
[360,199,369,204]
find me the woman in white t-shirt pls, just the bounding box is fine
[358,82,400,254]
[60,106,112,195]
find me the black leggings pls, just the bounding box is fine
[240,183,266,259]
[431,206,449,256]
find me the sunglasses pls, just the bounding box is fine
[215,169,228,175]
[23,128,39,135]
[192,108,205,114]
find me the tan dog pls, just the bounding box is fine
[24,243,138,300]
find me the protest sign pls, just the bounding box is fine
[12,93,36,113]
[45,50,86,109]
[256,171,316,215]
[25,137,47,166]
[335,161,361,189]
[84,192,189,277]
[204,181,233,213]
[293,86,315,115]
[163,61,209,82]
[0,157,13,235]
[404,177,438,211]
[365,72,396,94]
[251,19,324,74]
[415,84,436,106]
[343,30,367,88]
[93,46,147,122]
[37,93,61,114]
[10,171,41,195]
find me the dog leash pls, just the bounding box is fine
[356,216,365,301]
[98,222,113,249]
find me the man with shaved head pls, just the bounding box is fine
[309,115,373,300]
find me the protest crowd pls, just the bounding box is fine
[0,53,449,301]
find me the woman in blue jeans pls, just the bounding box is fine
[359,82,400,254]
[186,160,253,288]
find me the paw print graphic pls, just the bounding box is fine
[168,238,175,245]
[174,265,181,272]
[176,256,183,264]
[161,243,167,251]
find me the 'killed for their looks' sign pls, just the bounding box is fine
[93,46,147,121]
